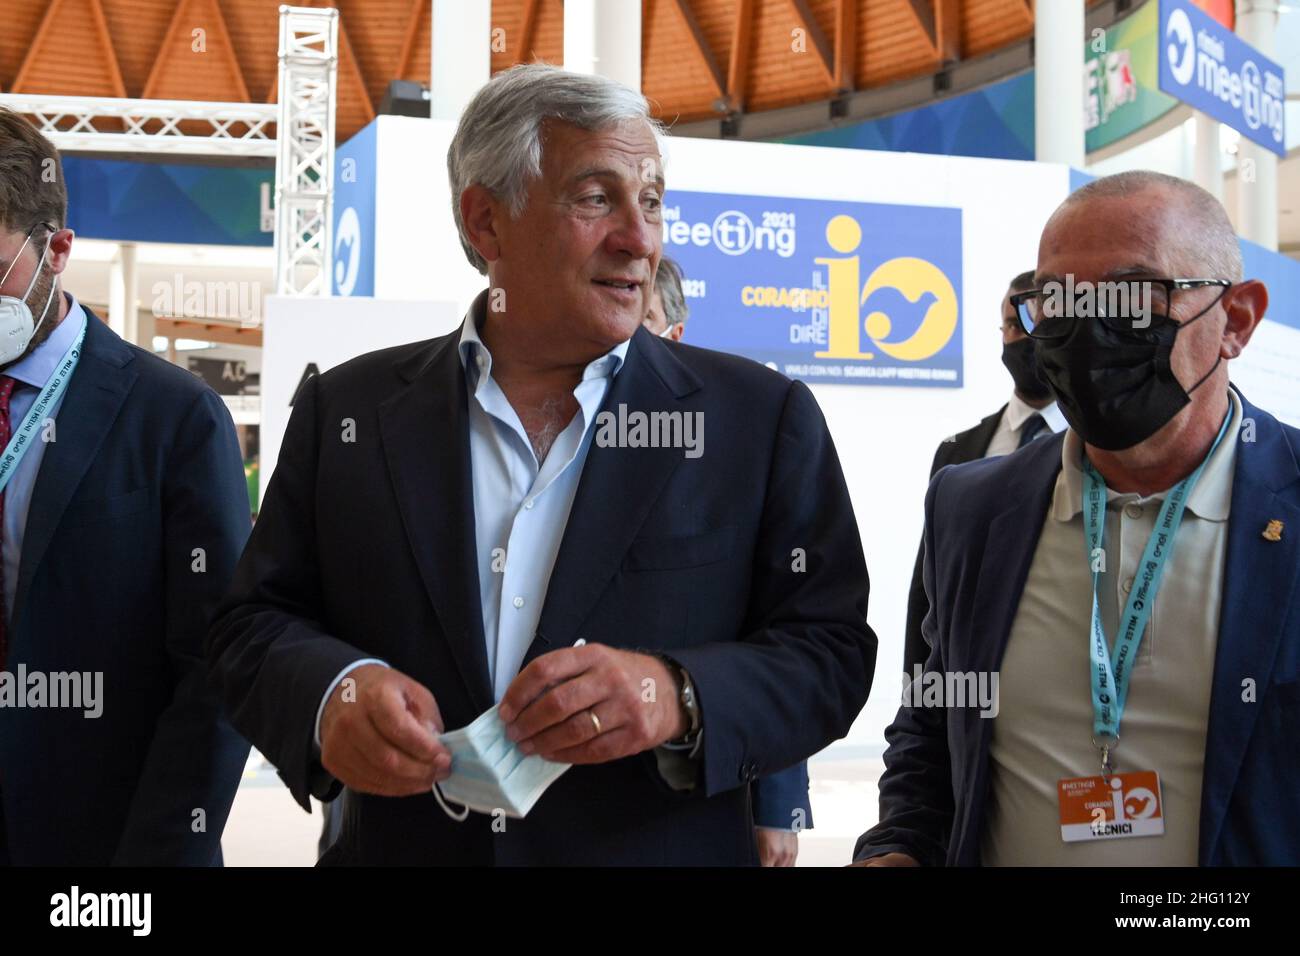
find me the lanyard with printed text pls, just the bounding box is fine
[0,315,86,494]
[1082,408,1232,773]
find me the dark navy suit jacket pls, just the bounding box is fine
[208,315,874,865]
[856,388,1300,866]
[0,305,251,865]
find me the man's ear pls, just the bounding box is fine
[460,185,503,266]
[1221,279,1267,359]
[46,228,74,277]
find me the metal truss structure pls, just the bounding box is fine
[0,92,278,157]
[273,5,339,297]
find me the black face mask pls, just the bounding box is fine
[1001,336,1052,401]
[1033,294,1224,452]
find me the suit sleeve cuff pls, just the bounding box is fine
[314,658,389,750]
[652,730,704,791]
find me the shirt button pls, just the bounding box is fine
[512,596,525,609]
[1124,503,1143,519]
[1122,577,1134,594]
[476,355,486,368]
[523,498,534,510]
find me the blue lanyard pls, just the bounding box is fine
[1082,408,1232,772]
[0,316,86,494]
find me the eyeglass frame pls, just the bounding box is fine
[1009,277,1232,339]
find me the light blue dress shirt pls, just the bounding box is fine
[2,295,86,624]
[459,315,629,699]
[313,315,628,736]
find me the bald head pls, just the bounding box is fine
[1051,170,1241,282]
[1033,168,1269,490]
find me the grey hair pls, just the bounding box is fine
[447,63,667,275]
[1060,170,1243,282]
[655,256,688,327]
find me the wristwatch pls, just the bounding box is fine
[660,655,701,747]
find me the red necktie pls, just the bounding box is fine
[0,375,16,668]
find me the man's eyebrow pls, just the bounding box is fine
[1035,264,1161,285]
[567,166,664,189]
[1094,263,1159,279]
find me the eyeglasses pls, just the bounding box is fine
[1009,278,1232,339]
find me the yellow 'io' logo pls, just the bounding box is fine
[814,214,958,362]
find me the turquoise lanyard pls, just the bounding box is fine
[0,316,86,494]
[1082,408,1232,773]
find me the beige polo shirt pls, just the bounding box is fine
[980,390,1241,866]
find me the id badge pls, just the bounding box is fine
[1057,770,1164,842]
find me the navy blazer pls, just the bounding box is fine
[208,311,875,865]
[856,387,1300,866]
[0,305,251,865]
[903,406,1005,675]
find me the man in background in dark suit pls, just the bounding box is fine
[208,63,875,866]
[642,255,813,867]
[902,270,1068,675]
[0,108,250,865]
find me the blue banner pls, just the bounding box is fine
[1158,0,1286,156]
[64,157,272,246]
[332,119,378,296]
[662,190,962,387]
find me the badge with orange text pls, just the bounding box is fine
[1058,771,1164,842]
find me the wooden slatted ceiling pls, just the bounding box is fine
[99,0,177,97]
[401,0,434,87]
[0,0,1082,140]
[219,0,284,102]
[339,0,424,109]
[528,0,566,67]
[11,0,127,97]
[962,0,1032,58]
[0,0,47,92]
[142,0,250,101]
[742,0,828,112]
[859,0,943,88]
[643,0,728,122]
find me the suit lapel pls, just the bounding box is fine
[11,311,137,634]
[952,433,1062,863]
[526,329,702,661]
[937,406,1005,472]
[1198,393,1300,864]
[968,405,1006,460]
[377,326,493,714]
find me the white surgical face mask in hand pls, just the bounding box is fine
[433,704,571,821]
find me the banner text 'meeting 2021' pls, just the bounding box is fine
[661,190,963,388]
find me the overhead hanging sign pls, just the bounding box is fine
[1085,1,1180,153]
[1158,0,1286,156]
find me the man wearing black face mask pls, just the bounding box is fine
[902,271,1068,675]
[854,170,1298,867]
